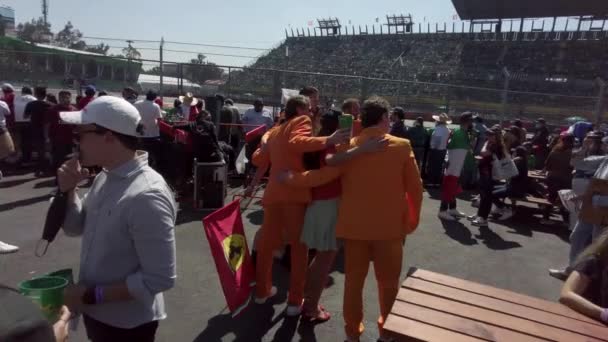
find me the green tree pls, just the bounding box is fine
[55,21,85,49]
[85,43,110,55]
[16,17,52,43]
[186,53,224,83]
[122,45,142,60]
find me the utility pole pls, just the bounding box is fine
[159,37,164,100]
[126,40,134,84]
[41,0,49,27]
[501,67,510,125]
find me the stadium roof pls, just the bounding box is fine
[451,0,608,20]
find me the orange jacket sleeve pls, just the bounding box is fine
[403,143,423,235]
[288,116,328,153]
[285,166,343,188]
[252,147,269,168]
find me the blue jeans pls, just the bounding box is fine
[569,220,604,267]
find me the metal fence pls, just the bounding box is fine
[0,48,604,124]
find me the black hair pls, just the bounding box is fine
[361,96,390,128]
[225,98,234,106]
[146,90,157,101]
[85,88,96,96]
[22,86,33,95]
[303,110,341,170]
[46,94,58,104]
[196,100,204,111]
[34,86,47,99]
[392,107,405,120]
[174,99,182,108]
[97,91,108,97]
[58,90,71,97]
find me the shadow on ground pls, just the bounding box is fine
[0,177,38,189]
[0,194,51,213]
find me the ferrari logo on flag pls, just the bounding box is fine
[222,234,246,273]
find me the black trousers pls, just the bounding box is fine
[83,315,158,342]
[427,149,446,184]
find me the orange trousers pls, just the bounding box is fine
[255,204,308,305]
[343,239,403,339]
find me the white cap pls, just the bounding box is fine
[60,96,144,137]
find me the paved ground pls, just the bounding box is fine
[0,166,571,342]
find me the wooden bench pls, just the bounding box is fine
[384,268,608,341]
[509,196,552,207]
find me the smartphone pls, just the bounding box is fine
[339,115,353,131]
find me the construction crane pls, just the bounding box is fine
[42,0,48,26]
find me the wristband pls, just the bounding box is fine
[601,308,608,323]
[94,286,104,305]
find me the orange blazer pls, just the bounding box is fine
[285,127,423,240]
[253,115,327,205]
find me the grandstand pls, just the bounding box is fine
[230,1,608,121]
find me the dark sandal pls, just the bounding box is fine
[302,305,331,323]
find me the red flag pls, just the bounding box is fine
[203,199,255,316]
[245,124,267,143]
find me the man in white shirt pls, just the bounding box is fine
[134,90,164,170]
[426,113,451,187]
[12,87,36,163]
[242,99,273,133]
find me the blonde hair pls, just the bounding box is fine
[575,229,608,266]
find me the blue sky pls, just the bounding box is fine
[3,0,460,67]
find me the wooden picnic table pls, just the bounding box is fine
[528,170,548,181]
[384,268,608,341]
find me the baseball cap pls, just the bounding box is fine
[60,96,143,137]
[1,83,14,93]
[85,85,96,93]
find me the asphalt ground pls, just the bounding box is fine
[0,166,570,342]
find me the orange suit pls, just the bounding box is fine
[252,115,327,306]
[285,127,423,339]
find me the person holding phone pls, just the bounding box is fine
[57,96,176,341]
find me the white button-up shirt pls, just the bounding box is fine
[62,152,177,328]
[430,124,451,150]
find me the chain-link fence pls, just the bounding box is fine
[0,46,603,124]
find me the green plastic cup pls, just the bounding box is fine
[19,276,68,322]
[47,268,74,285]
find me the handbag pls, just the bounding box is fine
[492,155,519,181]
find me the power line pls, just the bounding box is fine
[103,45,258,58]
[83,36,269,51]
[164,40,269,51]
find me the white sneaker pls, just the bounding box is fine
[466,215,477,221]
[471,218,489,227]
[438,211,456,221]
[447,209,466,218]
[285,304,303,317]
[0,241,19,254]
[498,208,514,221]
[254,286,277,304]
